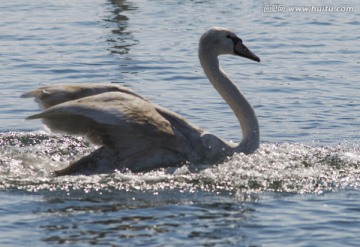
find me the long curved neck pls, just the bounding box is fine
[199,48,259,154]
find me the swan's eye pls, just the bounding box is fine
[226,35,237,40]
[226,35,242,44]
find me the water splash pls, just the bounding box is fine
[0,132,359,195]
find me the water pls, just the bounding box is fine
[1,0,360,246]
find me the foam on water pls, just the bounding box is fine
[1,132,359,195]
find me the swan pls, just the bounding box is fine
[21,27,260,176]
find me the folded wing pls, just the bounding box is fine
[21,83,145,109]
[25,90,192,156]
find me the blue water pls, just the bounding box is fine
[1,0,360,246]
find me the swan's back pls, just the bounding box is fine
[21,83,145,109]
[22,83,207,161]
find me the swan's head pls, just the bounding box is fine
[200,27,260,62]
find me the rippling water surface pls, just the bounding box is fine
[0,0,360,246]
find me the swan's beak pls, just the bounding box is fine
[234,42,260,63]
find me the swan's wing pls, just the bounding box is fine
[26,92,191,155]
[21,83,145,109]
